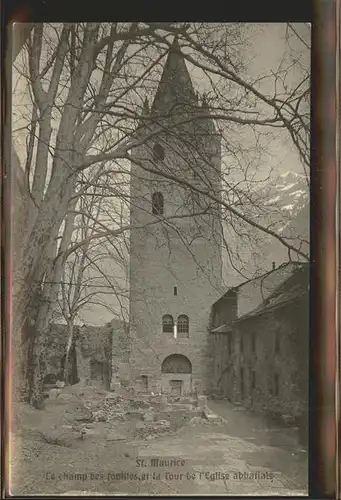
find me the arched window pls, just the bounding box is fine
[177,314,189,338]
[162,314,174,333]
[153,143,165,161]
[152,192,164,215]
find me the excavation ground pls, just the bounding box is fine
[10,385,308,496]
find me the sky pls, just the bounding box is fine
[248,23,310,175]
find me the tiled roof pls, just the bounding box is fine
[210,263,309,333]
[212,261,303,307]
[236,264,309,322]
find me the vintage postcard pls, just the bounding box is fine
[6,20,315,497]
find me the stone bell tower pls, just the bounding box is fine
[128,37,223,395]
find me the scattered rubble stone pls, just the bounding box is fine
[56,388,202,438]
[197,395,207,409]
[142,411,154,422]
[105,393,122,402]
[74,407,94,423]
[203,407,224,422]
[106,410,125,423]
[158,419,170,427]
[135,421,146,430]
[92,410,106,422]
[128,399,151,409]
[58,392,76,402]
[105,430,126,441]
[49,388,61,400]
[82,428,99,437]
[40,427,74,447]
[188,416,208,426]
[74,415,93,423]
[110,382,121,392]
[124,410,144,419]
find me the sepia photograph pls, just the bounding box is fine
[8,22,310,496]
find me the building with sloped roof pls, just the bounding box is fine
[209,262,309,437]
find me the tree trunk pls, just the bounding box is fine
[29,318,50,408]
[28,281,58,406]
[63,319,75,385]
[22,199,77,404]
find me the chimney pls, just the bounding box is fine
[272,262,276,270]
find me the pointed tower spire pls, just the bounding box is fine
[151,36,197,115]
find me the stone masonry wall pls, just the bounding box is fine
[111,322,131,389]
[128,123,223,396]
[210,295,309,423]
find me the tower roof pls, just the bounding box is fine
[151,36,197,115]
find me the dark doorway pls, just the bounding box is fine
[90,360,104,381]
[170,379,183,396]
[161,354,192,395]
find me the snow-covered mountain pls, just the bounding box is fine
[223,170,310,287]
[255,170,310,269]
[262,170,309,226]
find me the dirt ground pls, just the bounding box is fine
[9,385,308,496]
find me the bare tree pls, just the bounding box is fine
[55,178,129,383]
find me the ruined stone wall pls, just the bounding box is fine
[44,325,72,375]
[46,323,115,387]
[110,322,131,389]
